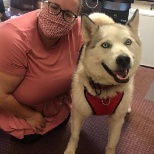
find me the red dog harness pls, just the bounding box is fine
[84,89,124,115]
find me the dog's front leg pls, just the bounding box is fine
[105,114,125,154]
[64,110,85,154]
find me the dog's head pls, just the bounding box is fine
[81,10,141,85]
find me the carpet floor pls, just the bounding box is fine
[0,66,154,154]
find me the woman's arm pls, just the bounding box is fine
[0,72,46,133]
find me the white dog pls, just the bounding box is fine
[65,10,141,154]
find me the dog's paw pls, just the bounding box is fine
[64,150,75,154]
[105,151,115,154]
[105,147,115,154]
[105,149,115,154]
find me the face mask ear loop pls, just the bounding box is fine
[85,0,98,9]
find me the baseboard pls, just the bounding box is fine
[140,65,154,69]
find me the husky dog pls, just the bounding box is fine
[65,10,141,154]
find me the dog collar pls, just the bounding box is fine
[84,88,124,115]
[89,79,116,95]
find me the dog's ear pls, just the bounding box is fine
[126,9,139,35]
[81,14,99,44]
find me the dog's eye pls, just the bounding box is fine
[125,39,132,45]
[101,42,111,48]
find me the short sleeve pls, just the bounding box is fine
[0,23,28,76]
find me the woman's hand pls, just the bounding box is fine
[25,111,46,134]
[0,72,46,134]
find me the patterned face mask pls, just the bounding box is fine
[38,7,75,38]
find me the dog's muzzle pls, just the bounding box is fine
[102,54,131,83]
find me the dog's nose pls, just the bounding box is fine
[116,54,130,68]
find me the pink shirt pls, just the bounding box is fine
[0,10,83,139]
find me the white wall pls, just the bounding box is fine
[129,8,154,68]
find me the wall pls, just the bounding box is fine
[3,0,10,9]
[129,2,154,68]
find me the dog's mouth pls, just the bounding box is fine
[102,63,129,83]
[113,69,129,82]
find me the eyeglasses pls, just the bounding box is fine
[48,2,77,23]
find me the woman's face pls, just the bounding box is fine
[37,0,80,39]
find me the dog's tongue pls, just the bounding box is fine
[114,69,128,80]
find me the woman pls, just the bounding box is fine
[0,0,83,142]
